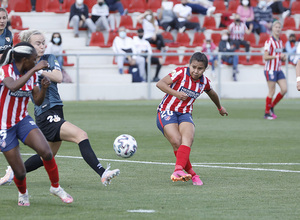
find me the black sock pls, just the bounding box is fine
[79,139,105,177]
[24,154,44,173]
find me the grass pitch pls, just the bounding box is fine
[0,99,300,220]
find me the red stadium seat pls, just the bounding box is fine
[127,32,137,38]
[227,0,239,13]
[10,0,31,12]
[128,0,147,13]
[164,50,182,65]
[161,31,179,47]
[106,31,118,47]
[35,0,46,12]
[119,15,135,30]
[253,33,269,48]
[244,33,256,47]
[282,17,298,31]
[10,15,29,30]
[291,1,300,15]
[236,50,250,65]
[147,0,162,11]
[181,50,194,65]
[211,33,221,46]
[175,32,191,47]
[120,0,130,9]
[89,32,107,47]
[63,0,75,12]
[191,32,205,47]
[44,0,65,13]
[62,50,75,67]
[83,0,97,13]
[280,33,288,46]
[249,50,264,65]
[213,0,226,13]
[13,32,20,46]
[203,16,224,31]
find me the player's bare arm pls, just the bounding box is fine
[156,75,188,100]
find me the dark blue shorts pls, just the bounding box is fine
[156,110,194,135]
[0,115,39,152]
[264,70,286,82]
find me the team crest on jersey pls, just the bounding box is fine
[0,139,6,148]
[5,37,10,42]
[165,116,171,121]
[170,69,176,76]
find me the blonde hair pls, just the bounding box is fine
[19,30,44,43]
[272,20,282,29]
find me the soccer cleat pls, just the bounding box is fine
[171,170,192,182]
[101,164,120,186]
[18,190,30,206]
[270,107,277,119]
[0,166,14,185]
[50,186,73,204]
[192,175,203,186]
[264,113,274,120]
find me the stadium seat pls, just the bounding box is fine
[291,1,300,15]
[63,0,75,12]
[211,33,221,46]
[119,15,135,30]
[163,50,182,65]
[63,50,75,67]
[282,0,289,8]
[227,0,239,13]
[279,33,288,46]
[10,0,31,12]
[120,0,130,9]
[106,31,118,47]
[236,50,250,65]
[253,33,269,48]
[44,0,65,13]
[191,32,205,47]
[128,0,147,13]
[161,31,179,47]
[175,32,191,47]
[84,0,97,13]
[35,0,46,12]
[127,32,137,38]
[244,33,256,47]
[181,50,194,65]
[202,16,224,30]
[249,50,264,65]
[296,34,300,41]
[250,0,258,7]
[89,32,107,47]
[10,15,29,30]
[213,0,226,13]
[13,32,20,46]
[147,0,162,11]
[282,17,298,31]
[187,15,200,30]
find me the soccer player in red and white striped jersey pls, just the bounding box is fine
[156,52,228,185]
[263,20,287,120]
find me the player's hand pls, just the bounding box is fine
[41,76,51,89]
[280,54,286,62]
[176,91,189,100]
[34,60,49,72]
[297,81,300,91]
[219,106,228,116]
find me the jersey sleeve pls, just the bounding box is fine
[47,54,62,71]
[264,39,271,52]
[204,77,212,92]
[169,67,184,82]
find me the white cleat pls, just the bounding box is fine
[0,166,14,185]
[101,164,120,186]
[50,186,73,204]
[18,190,30,206]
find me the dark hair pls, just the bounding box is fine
[0,42,36,66]
[137,28,144,33]
[50,32,62,45]
[189,52,208,68]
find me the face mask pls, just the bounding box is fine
[222,35,228,41]
[258,1,266,8]
[182,3,187,6]
[235,19,241,23]
[53,37,61,44]
[119,31,126,39]
[290,39,296,43]
[138,35,143,39]
[146,15,152,21]
[242,0,249,6]
[206,44,211,48]
[98,2,103,6]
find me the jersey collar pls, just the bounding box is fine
[13,61,22,76]
[186,67,204,83]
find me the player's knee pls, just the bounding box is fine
[40,151,53,161]
[14,169,26,180]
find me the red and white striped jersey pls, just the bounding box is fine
[228,22,248,40]
[157,66,212,114]
[0,63,38,130]
[264,36,283,71]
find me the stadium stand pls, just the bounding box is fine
[89,31,107,47]
[191,32,205,47]
[213,0,226,14]
[128,0,147,13]
[9,0,31,12]
[10,15,29,30]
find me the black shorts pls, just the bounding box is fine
[35,106,65,142]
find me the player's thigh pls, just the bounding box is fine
[163,123,182,148]
[60,121,88,144]
[178,122,195,147]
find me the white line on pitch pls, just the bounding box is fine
[127,209,155,213]
[16,153,300,173]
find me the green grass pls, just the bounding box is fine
[1,99,300,220]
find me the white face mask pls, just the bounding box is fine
[242,0,249,6]
[258,0,266,8]
[119,31,126,39]
[76,0,83,5]
[146,15,152,21]
[221,35,228,41]
[53,37,61,44]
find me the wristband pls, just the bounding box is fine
[218,107,223,111]
[297,77,300,82]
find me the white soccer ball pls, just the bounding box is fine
[113,134,137,158]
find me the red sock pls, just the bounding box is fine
[14,176,27,194]
[265,96,272,114]
[43,157,59,188]
[272,92,284,107]
[174,150,196,176]
[174,145,190,171]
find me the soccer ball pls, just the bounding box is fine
[113,134,137,158]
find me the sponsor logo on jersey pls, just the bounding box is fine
[180,87,200,99]
[9,90,32,97]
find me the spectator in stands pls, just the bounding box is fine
[285,33,298,65]
[266,0,290,19]
[201,37,218,76]
[186,0,216,16]
[91,0,115,32]
[219,31,239,81]
[31,0,36,11]
[157,0,179,32]
[1,0,11,31]
[253,0,273,35]
[228,14,251,54]
[236,0,254,31]
[137,10,167,52]
[0,7,12,58]
[173,0,201,33]
[69,0,95,38]
[112,26,145,80]
[133,28,163,82]
[45,32,63,68]
[105,0,127,16]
